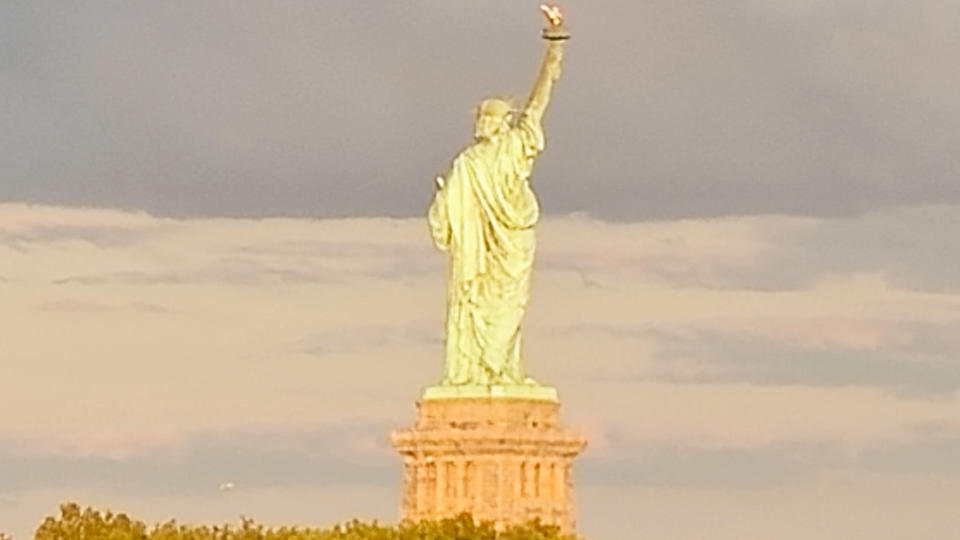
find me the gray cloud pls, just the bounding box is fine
[236,238,431,260]
[37,299,176,314]
[293,324,440,358]
[582,432,960,490]
[129,302,176,314]
[582,421,960,490]
[0,226,156,251]
[652,339,960,396]
[776,206,960,293]
[537,207,960,295]
[18,204,960,294]
[2,1,959,219]
[3,428,957,499]
[581,441,845,489]
[51,257,340,286]
[235,238,442,280]
[38,299,115,313]
[48,235,440,286]
[565,321,960,396]
[684,206,960,293]
[0,424,396,497]
[861,436,960,476]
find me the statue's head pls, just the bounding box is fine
[474,98,515,141]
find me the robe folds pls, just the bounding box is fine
[428,116,545,385]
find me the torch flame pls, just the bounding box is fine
[539,4,564,27]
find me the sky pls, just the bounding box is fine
[1,1,959,539]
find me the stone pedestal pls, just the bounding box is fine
[390,396,586,533]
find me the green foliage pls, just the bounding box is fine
[34,503,584,540]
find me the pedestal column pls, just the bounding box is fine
[391,395,586,533]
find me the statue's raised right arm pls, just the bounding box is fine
[522,5,570,128]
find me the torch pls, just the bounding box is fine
[540,4,570,41]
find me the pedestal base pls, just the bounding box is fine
[390,396,586,533]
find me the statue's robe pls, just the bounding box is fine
[428,115,545,385]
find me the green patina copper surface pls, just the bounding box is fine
[424,9,569,401]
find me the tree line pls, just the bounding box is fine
[26,503,584,540]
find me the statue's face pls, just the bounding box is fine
[474,99,513,141]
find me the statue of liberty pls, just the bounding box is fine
[427,5,570,393]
